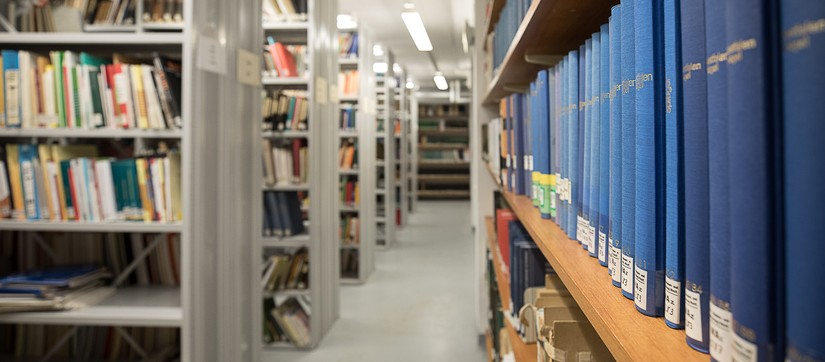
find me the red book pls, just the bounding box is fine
[272,42,296,77]
[496,208,518,268]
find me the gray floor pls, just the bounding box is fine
[273,200,486,362]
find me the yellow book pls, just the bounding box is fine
[130,65,149,129]
[135,158,153,221]
[5,145,24,219]
[37,145,56,220]
[354,182,359,205]
[167,153,182,221]
[51,145,97,220]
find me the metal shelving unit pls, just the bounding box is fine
[409,89,419,213]
[393,67,409,229]
[374,51,396,250]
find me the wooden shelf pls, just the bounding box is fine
[419,115,469,121]
[418,143,468,151]
[417,174,470,184]
[419,128,469,136]
[484,0,507,35]
[485,329,494,362]
[505,318,537,362]
[483,0,616,105]
[500,190,705,362]
[417,161,470,169]
[417,190,470,199]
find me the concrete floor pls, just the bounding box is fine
[271,200,486,362]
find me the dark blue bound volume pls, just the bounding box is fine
[578,42,588,248]
[782,1,825,361]
[523,90,532,199]
[598,25,611,267]
[538,70,552,219]
[530,81,539,207]
[663,0,685,330]
[514,94,525,195]
[680,0,710,353]
[553,66,562,221]
[582,38,593,250]
[559,58,568,232]
[589,32,602,259]
[567,50,580,240]
[620,0,636,300]
[705,1,732,359]
[609,5,624,287]
[634,0,666,318]
[727,0,780,360]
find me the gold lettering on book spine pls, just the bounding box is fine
[785,18,825,52]
[726,38,757,65]
[707,51,728,75]
[665,78,673,114]
[682,62,702,81]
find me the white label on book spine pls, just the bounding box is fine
[21,161,36,217]
[710,302,733,361]
[621,254,634,294]
[685,288,703,342]
[524,155,529,170]
[589,225,597,252]
[576,216,585,243]
[665,277,682,325]
[732,331,758,362]
[634,266,648,310]
[609,242,621,282]
[598,232,607,262]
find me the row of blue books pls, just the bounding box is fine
[496,0,824,360]
[490,0,534,73]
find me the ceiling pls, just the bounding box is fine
[339,0,474,88]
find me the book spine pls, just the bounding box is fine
[705,0,733,358]
[664,0,685,330]
[567,50,579,240]
[599,25,611,267]
[609,5,623,287]
[551,66,560,220]
[727,0,780,359]
[559,58,568,233]
[579,42,589,248]
[782,1,825,361]
[681,0,710,353]
[620,0,637,300]
[540,70,554,219]
[591,31,602,259]
[530,81,539,207]
[634,0,666,317]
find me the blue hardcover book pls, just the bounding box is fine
[559,58,568,232]
[727,0,780,359]
[514,94,525,195]
[705,0,732,358]
[2,50,20,128]
[530,81,538,206]
[609,6,624,287]
[508,96,516,192]
[531,80,541,208]
[634,0,666,317]
[523,90,533,198]
[567,50,580,240]
[598,25,611,267]
[582,38,593,250]
[782,1,825,361]
[589,31,602,259]
[0,265,105,288]
[538,70,553,219]
[681,0,710,353]
[578,43,586,246]
[664,0,685,330]
[620,0,636,300]
[17,145,41,220]
[552,66,561,221]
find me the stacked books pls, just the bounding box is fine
[262,191,305,237]
[338,70,359,97]
[85,0,138,27]
[261,0,308,24]
[0,265,112,313]
[263,296,311,347]
[261,139,307,186]
[338,141,356,170]
[261,248,309,293]
[338,32,359,58]
[339,215,359,246]
[263,38,306,79]
[339,178,358,207]
[261,90,308,132]
[339,106,357,131]
[0,144,182,223]
[488,0,823,359]
[0,51,182,130]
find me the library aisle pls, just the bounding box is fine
[274,201,486,362]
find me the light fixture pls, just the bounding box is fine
[406,78,415,89]
[373,62,388,74]
[337,14,357,30]
[373,45,384,57]
[393,63,403,74]
[401,4,433,52]
[433,72,448,90]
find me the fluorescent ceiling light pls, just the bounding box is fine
[433,73,448,90]
[337,14,357,30]
[373,45,384,57]
[406,79,415,89]
[373,62,388,74]
[401,8,433,51]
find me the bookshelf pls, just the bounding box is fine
[472,0,706,359]
[393,66,409,228]
[337,26,376,284]
[416,102,471,200]
[373,51,396,249]
[408,90,419,213]
[255,0,340,353]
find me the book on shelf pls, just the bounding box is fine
[261,90,308,132]
[338,141,357,170]
[2,325,179,360]
[339,215,359,246]
[263,191,305,238]
[263,38,305,79]
[339,178,358,207]
[261,247,309,293]
[338,70,359,98]
[495,208,517,268]
[0,50,182,130]
[142,0,184,24]
[262,0,308,24]
[339,106,357,131]
[261,138,307,186]
[84,0,138,26]
[418,104,467,118]
[263,295,311,348]
[0,265,111,313]
[340,249,359,279]
[608,5,623,290]
[1,144,181,223]
[507,219,553,325]
[619,0,636,302]
[338,32,359,58]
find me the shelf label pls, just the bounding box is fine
[236,48,261,86]
[196,34,227,75]
[315,77,328,104]
[634,266,648,310]
[665,277,682,326]
[710,302,733,361]
[609,242,621,283]
[330,85,339,103]
[732,331,758,362]
[621,254,633,295]
[685,287,703,342]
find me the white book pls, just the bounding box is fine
[94,159,118,221]
[76,64,90,129]
[97,68,113,128]
[18,51,32,128]
[141,65,165,129]
[45,162,61,221]
[150,159,167,222]
[84,159,102,222]
[4,54,20,127]
[164,158,172,222]
[20,156,37,219]
[40,67,58,127]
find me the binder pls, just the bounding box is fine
[598,25,611,267]
[634,0,666,317]
[620,0,636,300]
[727,0,780,359]
[681,0,710,353]
[609,5,624,287]
[664,0,685,329]
[589,31,602,259]
[705,0,732,358]
[782,1,825,360]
